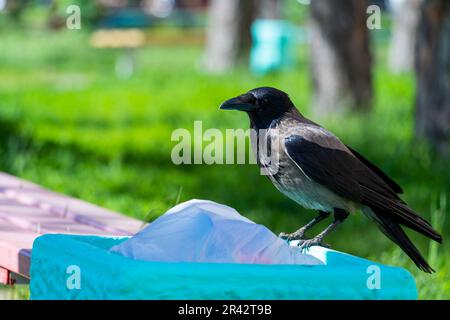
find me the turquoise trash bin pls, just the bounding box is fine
[29,234,418,300]
[250,19,297,75]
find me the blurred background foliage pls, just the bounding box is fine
[0,0,449,299]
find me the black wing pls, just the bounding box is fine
[283,135,441,243]
[283,135,399,203]
[346,145,403,194]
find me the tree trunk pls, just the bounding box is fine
[202,0,256,73]
[388,0,423,73]
[310,0,373,114]
[258,0,282,19]
[415,0,450,156]
[6,0,27,23]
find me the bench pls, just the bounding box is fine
[0,172,142,285]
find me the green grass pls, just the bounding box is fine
[0,30,449,299]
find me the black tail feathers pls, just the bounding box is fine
[364,207,437,273]
[361,186,442,243]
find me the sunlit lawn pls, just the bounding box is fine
[0,30,448,299]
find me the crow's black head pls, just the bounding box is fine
[220,87,296,127]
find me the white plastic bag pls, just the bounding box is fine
[110,199,323,265]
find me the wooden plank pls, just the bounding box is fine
[0,172,143,279]
[0,217,34,280]
[0,172,143,235]
[0,194,134,235]
[0,266,12,285]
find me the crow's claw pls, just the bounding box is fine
[297,238,330,252]
[279,231,306,241]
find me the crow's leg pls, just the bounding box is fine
[279,211,330,241]
[298,208,349,251]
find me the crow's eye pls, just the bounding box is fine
[259,98,269,106]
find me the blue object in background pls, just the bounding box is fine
[99,9,153,29]
[250,19,297,75]
[30,234,418,300]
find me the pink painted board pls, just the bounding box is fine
[0,172,143,281]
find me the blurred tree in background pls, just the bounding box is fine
[309,0,373,114]
[258,0,282,19]
[202,0,256,72]
[4,0,27,23]
[388,0,422,73]
[415,0,450,156]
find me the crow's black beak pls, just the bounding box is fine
[220,93,257,112]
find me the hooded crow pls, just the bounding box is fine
[220,87,442,273]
